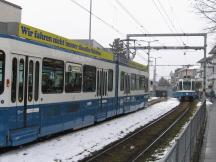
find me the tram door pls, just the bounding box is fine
[124,73,131,113]
[11,54,41,129]
[96,68,108,121]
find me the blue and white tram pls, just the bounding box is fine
[174,78,197,101]
[0,23,149,147]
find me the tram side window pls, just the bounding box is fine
[34,61,40,101]
[83,65,96,92]
[104,71,107,95]
[192,81,195,90]
[120,71,125,91]
[65,63,82,93]
[131,74,136,91]
[139,75,145,90]
[28,61,34,101]
[11,58,17,103]
[126,74,131,94]
[108,69,113,91]
[0,51,5,94]
[97,70,100,96]
[18,59,24,102]
[42,58,64,94]
[135,75,139,90]
[144,78,148,92]
[179,81,183,90]
[100,71,103,95]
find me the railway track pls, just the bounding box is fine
[83,101,191,162]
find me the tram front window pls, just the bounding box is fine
[0,51,5,94]
[192,81,195,90]
[183,81,191,90]
[178,81,182,90]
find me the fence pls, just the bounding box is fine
[160,101,206,162]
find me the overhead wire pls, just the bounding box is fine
[113,0,170,58]
[165,0,189,45]
[157,0,179,34]
[115,0,149,34]
[166,0,184,33]
[113,0,156,62]
[158,0,185,45]
[106,0,125,30]
[107,0,143,32]
[152,0,175,33]
[149,64,200,66]
[165,0,188,46]
[69,0,125,37]
[136,51,148,62]
[152,0,184,45]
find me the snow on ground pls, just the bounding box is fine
[0,98,179,162]
[206,100,214,106]
[197,99,213,107]
[148,97,159,102]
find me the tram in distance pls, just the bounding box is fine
[174,78,200,101]
[0,23,149,147]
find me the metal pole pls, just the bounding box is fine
[127,33,206,37]
[203,34,207,100]
[89,0,92,46]
[153,58,156,91]
[147,42,150,92]
[129,46,204,50]
[126,36,130,59]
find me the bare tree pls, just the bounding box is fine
[193,0,216,32]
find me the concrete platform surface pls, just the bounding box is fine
[200,101,216,162]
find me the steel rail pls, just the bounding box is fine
[85,102,186,162]
[131,103,190,162]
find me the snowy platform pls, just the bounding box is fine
[0,98,179,162]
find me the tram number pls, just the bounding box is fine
[26,108,39,114]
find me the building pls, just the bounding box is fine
[198,46,216,93]
[198,56,214,88]
[0,0,22,22]
[155,77,172,97]
[175,67,198,79]
[171,67,199,85]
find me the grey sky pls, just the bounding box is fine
[7,0,212,80]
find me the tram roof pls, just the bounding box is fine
[0,22,147,72]
[128,60,148,72]
[0,22,114,61]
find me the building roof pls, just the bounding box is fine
[197,56,213,63]
[0,0,22,9]
[209,45,216,54]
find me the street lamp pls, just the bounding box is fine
[139,39,159,91]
